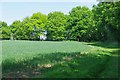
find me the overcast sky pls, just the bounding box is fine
[0,0,99,25]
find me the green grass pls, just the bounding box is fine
[2,40,91,62]
[2,40,120,78]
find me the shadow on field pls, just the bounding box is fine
[2,50,114,78]
[86,42,120,49]
[86,42,120,78]
[111,50,120,55]
[97,49,120,78]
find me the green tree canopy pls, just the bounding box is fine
[1,2,119,42]
[45,12,67,41]
[92,2,120,41]
[10,20,22,40]
[1,21,10,39]
[9,12,47,40]
[67,6,94,41]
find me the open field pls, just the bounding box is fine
[2,40,120,78]
[2,40,92,61]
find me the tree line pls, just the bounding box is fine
[0,2,120,42]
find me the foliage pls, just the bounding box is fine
[0,21,2,39]
[45,12,67,41]
[66,6,95,41]
[9,12,47,40]
[9,20,22,40]
[92,2,120,42]
[30,12,47,40]
[0,21,10,39]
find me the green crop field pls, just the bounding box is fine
[2,40,92,61]
[2,40,120,78]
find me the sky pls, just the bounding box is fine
[0,0,99,25]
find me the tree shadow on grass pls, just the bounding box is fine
[2,52,81,78]
[111,50,120,55]
[99,50,120,78]
[2,51,112,78]
[86,42,120,49]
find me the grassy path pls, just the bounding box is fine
[98,50,119,78]
[85,42,120,78]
